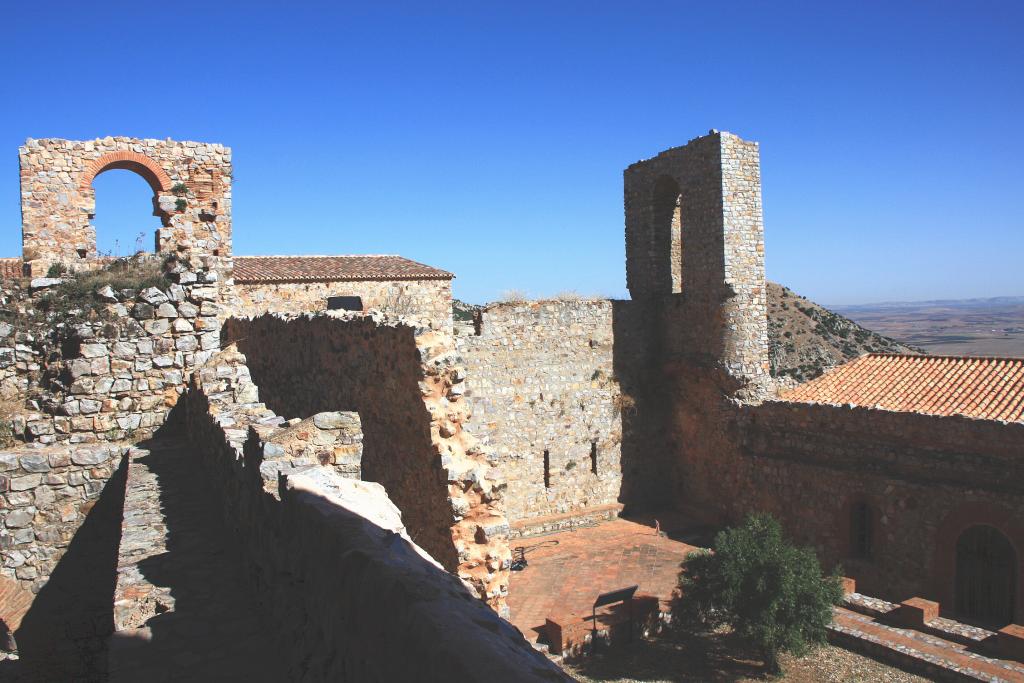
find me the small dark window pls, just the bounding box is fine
[76,248,87,259]
[543,450,550,488]
[850,501,873,560]
[590,442,598,475]
[327,296,363,311]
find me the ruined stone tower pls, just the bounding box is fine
[624,130,769,392]
[19,137,232,275]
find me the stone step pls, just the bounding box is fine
[830,607,1024,682]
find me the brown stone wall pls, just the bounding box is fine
[456,300,624,531]
[231,277,453,332]
[669,392,1024,622]
[224,313,512,613]
[175,352,570,681]
[19,137,232,273]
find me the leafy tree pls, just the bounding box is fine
[674,513,843,675]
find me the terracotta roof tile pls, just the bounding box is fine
[780,354,1024,423]
[0,258,24,279]
[232,255,453,284]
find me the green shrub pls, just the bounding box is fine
[174,198,187,212]
[674,513,842,675]
[46,262,69,278]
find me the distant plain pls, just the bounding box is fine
[834,297,1024,358]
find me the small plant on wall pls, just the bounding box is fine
[170,182,188,196]
[174,198,187,212]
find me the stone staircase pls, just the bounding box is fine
[830,592,1024,682]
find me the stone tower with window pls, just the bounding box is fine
[623,130,769,394]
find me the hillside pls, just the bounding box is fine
[454,283,917,385]
[767,282,920,384]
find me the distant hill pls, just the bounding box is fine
[767,282,921,384]
[453,284,917,385]
[833,296,1024,358]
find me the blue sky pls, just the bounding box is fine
[1,1,1021,305]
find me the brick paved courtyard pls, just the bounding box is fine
[507,518,699,643]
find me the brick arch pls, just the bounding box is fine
[931,502,1024,621]
[80,151,173,194]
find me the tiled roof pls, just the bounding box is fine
[232,255,453,284]
[780,353,1024,423]
[0,258,23,279]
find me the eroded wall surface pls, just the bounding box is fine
[232,278,453,332]
[224,313,513,613]
[456,300,624,531]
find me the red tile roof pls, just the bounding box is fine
[232,255,453,284]
[780,353,1024,423]
[0,258,23,279]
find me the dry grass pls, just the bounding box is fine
[0,397,24,448]
[499,289,530,303]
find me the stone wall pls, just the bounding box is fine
[624,131,769,395]
[19,137,232,274]
[1,442,125,594]
[223,313,513,613]
[176,345,570,681]
[738,401,1024,621]
[456,299,624,532]
[665,389,1024,622]
[0,264,228,597]
[4,269,223,445]
[232,278,453,332]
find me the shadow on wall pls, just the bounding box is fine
[611,285,751,522]
[3,454,128,682]
[106,436,288,682]
[611,298,673,512]
[222,315,461,572]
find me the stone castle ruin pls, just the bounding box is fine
[0,131,1021,680]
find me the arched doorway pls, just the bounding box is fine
[955,525,1017,626]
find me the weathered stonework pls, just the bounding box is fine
[456,299,624,532]
[0,442,125,594]
[19,137,232,274]
[103,348,570,681]
[625,130,770,394]
[2,267,223,445]
[232,277,454,332]
[224,312,513,613]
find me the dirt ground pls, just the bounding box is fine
[563,631,929,683]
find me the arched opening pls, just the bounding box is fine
[955,525,1017,626]
[91,170,164,258]
[652,175,682,294]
